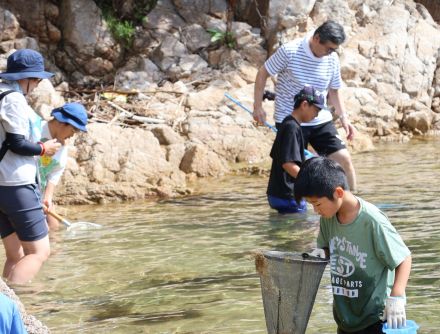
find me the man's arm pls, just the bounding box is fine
[253,66,270,124]
[328,88,355,140]
[282,162,300,178]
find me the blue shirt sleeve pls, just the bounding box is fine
[11,302,27,334]
[0,294,28,334]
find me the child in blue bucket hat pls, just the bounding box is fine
[39,103,88,230]
[0,49,62,284]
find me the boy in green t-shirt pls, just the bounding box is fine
[294,157,411,334]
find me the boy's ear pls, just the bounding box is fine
[300,100,309,110]
[334,186,344,199]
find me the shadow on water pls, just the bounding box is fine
[89,299,203,324]
[6,139,440,333]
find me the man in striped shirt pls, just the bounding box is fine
[253,20,357,191]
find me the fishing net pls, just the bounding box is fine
[255,250,328,334]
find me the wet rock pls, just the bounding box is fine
[179,143,227,177]
[404,110,432,133]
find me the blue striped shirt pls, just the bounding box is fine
[264,34,342,125]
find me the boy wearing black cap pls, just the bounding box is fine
[39,103,88,230]
[267,85,324,214]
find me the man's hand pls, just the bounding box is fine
[253,105,267,125]
[384,296,406,329]
[340,117,355,141]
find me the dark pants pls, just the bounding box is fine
[337,321,383,334]
[0,184,47,241]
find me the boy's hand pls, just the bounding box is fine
[43,139,61,156]
[384,296,406,329]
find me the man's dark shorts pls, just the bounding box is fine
[276,121,346,156]
[0,184,48,242]
[301,121,346,156]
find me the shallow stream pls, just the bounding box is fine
[6,139,440,333]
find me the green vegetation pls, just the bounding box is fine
[207,28,236,49]
[104,13,135,47]
[94,0,158,49]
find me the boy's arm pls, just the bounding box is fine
[391,254,412,296]
[282,162,300,178]
[384,254,412,329]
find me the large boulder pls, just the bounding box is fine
[57,123,188,203]
[0,0,60,43]
[57,0,122,80]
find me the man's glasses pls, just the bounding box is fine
[320,42,338,54]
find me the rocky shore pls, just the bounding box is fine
[1,0,439,205]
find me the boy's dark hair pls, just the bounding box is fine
[314,20,346,45]
[293,85,325,110]
[294,157,349,201]
[293,98,313,110]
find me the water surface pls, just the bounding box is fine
[6,139,440,333]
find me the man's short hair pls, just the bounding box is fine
[314,20,346,45]
[294,157,349,202]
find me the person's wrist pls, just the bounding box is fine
[38,141,46,156]
[340,113,348,120]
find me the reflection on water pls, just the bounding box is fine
[4,139,440,333]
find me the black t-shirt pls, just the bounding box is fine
[267,115,305,199]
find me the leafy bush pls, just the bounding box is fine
[94,0,158,49]
[105,13,135,47]
[207,28,236,49]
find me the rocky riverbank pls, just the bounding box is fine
[0,0,439,206]
[0,1,439,330]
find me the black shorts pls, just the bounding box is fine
[275,121,346,156]
[0,184,48,242]
[337,321,384,334]
[301,121,346,156]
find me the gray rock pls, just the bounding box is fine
[181,24,211,53]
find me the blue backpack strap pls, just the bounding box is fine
[0,90,17,162]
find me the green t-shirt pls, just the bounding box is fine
[317,197,411,332]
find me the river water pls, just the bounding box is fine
[7,139,440,333]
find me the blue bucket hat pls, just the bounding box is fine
[0,49,54,81]
[294,85,325,110]
[51,103,88,132]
